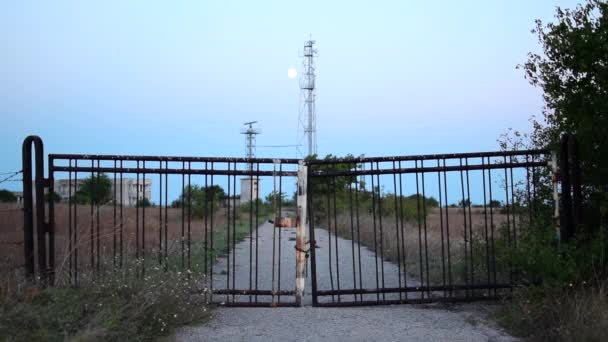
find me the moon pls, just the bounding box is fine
[287,68,297,79]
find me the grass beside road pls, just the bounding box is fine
[170,219,268,275]
[497,282,608,341]
[0,208,270,342]
[0,267,209,342]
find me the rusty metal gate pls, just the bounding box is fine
[305,150,554,306]
[21,135,580,307]
[22,136,303,307]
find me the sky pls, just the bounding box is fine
[0,0,582,197]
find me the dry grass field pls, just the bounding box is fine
[2,202,516,287]
[330,207,515,287]
[0,202,270,288]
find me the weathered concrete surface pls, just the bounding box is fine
[175,304,516,342]
[175,223,517,342]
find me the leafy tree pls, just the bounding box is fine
[306,154,361,193]
[45,191,61,203]
[307,154,361,220]
[488,199,502,208]
[458,198,471,207]
[291,190,298,205]
[380,194,438,220]
[306,154,439,221]
[521,0,608,216]
[75,174,112,205]
[0,189,16,203]
[136,198,152,207]
[265,191,292,207]
[404,194,439,208]
[174,185,225,218]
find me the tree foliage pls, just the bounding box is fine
[307,154,438,222]
[522,0,608,196]
[265,191,293,207]
[45,191,61,203]
[173,185,225,218]
[136,198,152,208]
[506,0,608,284]
[0,189,16,203]
[75,174,112,205]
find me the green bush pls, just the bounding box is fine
[136,198,152,208]
[74,174,112,205]
[0,189,16,203]
[173,185,225,218]
[45,191,61,203]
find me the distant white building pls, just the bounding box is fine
[54,178,152,206]
[240,177,260,204]
[11,192,23,205]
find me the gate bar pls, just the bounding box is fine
[50,154,300,164]
[52,165,297,177]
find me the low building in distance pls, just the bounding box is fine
[54,178,152,206]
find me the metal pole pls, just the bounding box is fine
[295,161,308,306]
[22,135,46,283]
[22,138,35,281]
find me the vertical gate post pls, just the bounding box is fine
[22,135,49,283]
[47,156,55,284]
[307,162,318,307]
[295,161,308,306]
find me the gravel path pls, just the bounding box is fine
[175,223,517,341]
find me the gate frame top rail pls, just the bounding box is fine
[50,155,301,177]
[50,154,300,164]
[304,149,549,165]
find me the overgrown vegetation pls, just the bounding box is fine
[184,220,262,275]
[496,1,608,340]
[0,266,209,341]
[499,282,608,341]
[0,191,271,341]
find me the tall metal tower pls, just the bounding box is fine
[241,121,260,170]
[297,38,318,157]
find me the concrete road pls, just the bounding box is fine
[175,223,516,341]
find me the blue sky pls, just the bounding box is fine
[1,0,581,196]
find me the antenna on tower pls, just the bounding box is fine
[241,121,261,171]
[297,37,318,157]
